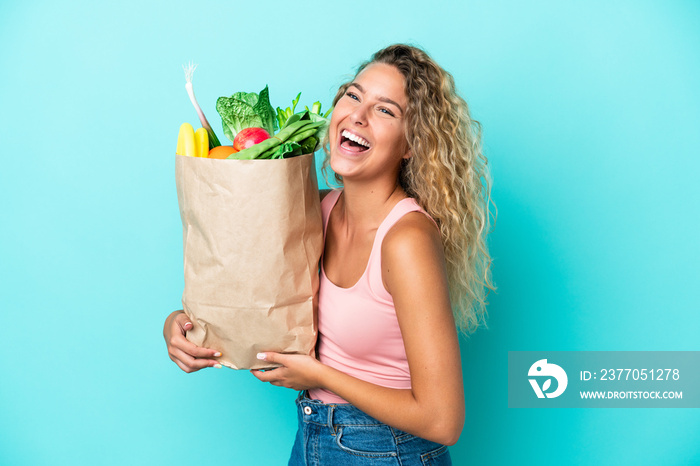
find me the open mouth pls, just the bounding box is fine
[340,129,371,153]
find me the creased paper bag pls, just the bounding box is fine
[175,153,322,370]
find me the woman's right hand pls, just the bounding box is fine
[163,310,222,373]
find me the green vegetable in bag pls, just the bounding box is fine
[216,86,278,142]
[269,142,302,159]
[227,118,324,160]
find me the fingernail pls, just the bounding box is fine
[213,352,222,357]
[184,322,192,329]
[213,364,222,369]
[256,352,266,360]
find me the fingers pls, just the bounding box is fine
[251,352,288,384]
[169,331,221,359]
[251,353,320,391]
[167,337,222,373]
[251,367,284,384]
[173,312,193,333]
[170,314,222,358]
[257,352,287,365]
[164,311,222,373]
[169,346,221,373]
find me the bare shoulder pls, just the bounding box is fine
[382,211,443,260]
[381,211,446,294]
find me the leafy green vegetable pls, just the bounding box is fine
[227,118,324,160]
[269,142,302,159]
[282,111,304,129]
[305,101,332,118]
[276,92,301,129]
[299,136,318,155]
[277,93,332,130]
[214,84,331,159]
[216,85,277,142]
[276,110,329,157]
[253,86,278,137]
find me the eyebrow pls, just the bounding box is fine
[349,82,404,115]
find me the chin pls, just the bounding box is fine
[328,157,351,180]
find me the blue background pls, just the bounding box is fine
[1,0,699,464]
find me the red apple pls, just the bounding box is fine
[233,127,271,152]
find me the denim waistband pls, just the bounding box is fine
[291,392,452,465]
[296,391,411,438]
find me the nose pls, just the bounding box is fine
[348,102,369,126]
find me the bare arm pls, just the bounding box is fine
[253,213,464,445]
[325,213,463,444]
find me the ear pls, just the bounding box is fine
[402,137,412,160]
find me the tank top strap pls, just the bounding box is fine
[366,197,438,302]
[320,189,342,238]
[375,197,437,237]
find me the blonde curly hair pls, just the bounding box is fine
[323,44,496,335]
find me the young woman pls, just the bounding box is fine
[164,44,494,465]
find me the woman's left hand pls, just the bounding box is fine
[250,352,324,391]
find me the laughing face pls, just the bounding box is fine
[329,63,410,184]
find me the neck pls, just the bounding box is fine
[339,180,406,228]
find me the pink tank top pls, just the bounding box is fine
[308,189,436,403]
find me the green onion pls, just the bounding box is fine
[183,62,221,150]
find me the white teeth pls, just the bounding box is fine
[341,130,371,149]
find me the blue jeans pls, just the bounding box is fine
[288,392,452,465]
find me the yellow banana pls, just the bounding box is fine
[176,126,184,155]
[176,123,195,157]
[194,127,209,158]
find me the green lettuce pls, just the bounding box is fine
[216,85,277,142]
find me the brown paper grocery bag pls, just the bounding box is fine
[175,153,322,370]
